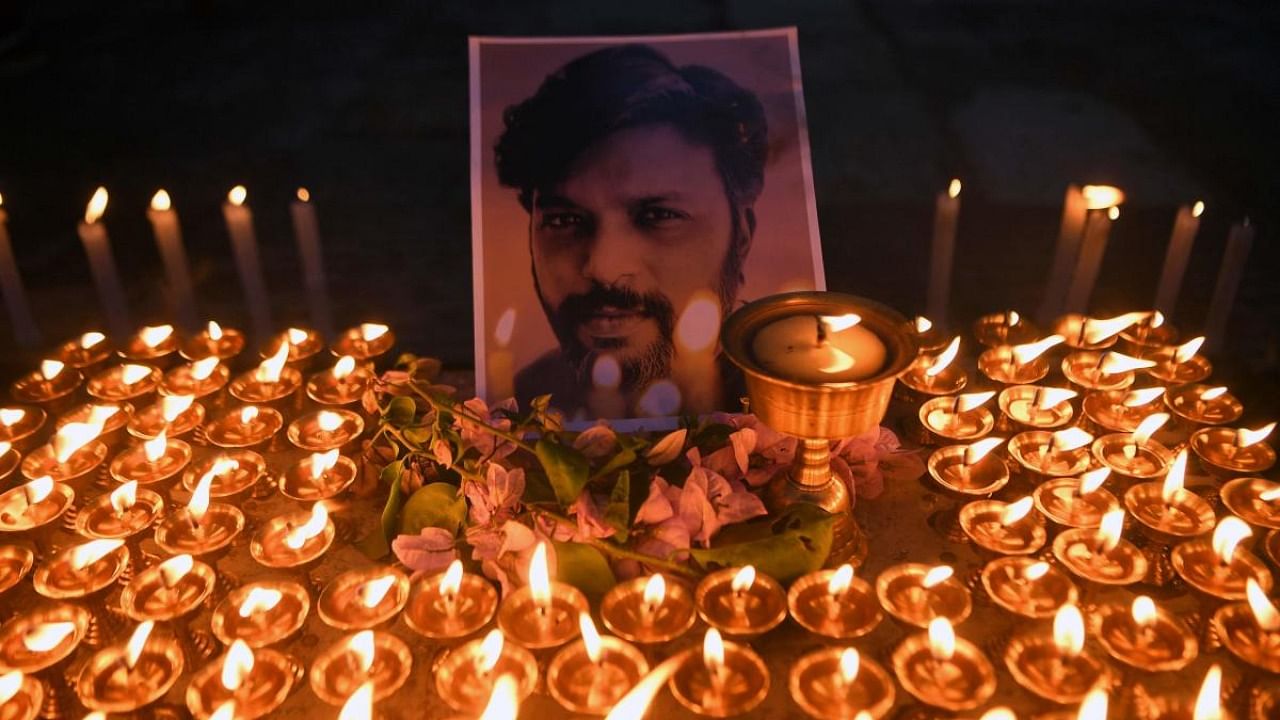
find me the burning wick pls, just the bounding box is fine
[360,323,389,343]
[838,647,860,689]
[1194,664,1223,720]
[121,364,153,386]
[1246,578,1280,631]
[1125,413,1169,461]
[927,617,956,662]
[22,622,76,653]
[529,542,553,625]
[333,356,356,381]
[1053,603,1085,660]
[1131,595,1158,645]
[1235,422,1275,451]
[642,573,666,623]
[580,613,604,666]
[358,574,397,609]
[255,342,289,384]
[238,587,282,618]
[924,337,961,383]
[287,327,310,346]
[158,554,193,589]
[139,324,174,349]
[221,640,255,691]
[207,320,224,341]
[188,460,216,529]
[144,429,169,465]
[440,559,463,616]
[120,621,154,675]
[191,357,220,382]
[317,410,345,434]
[81,331,106,349]
[69,538,123,574]
[730,565,756,619]
[1211,516,1252,567]
[338,681,374,720]
[349,630,376,675]
[240,406,260,426]
[478,674,520,720]
[310,449,340,481]
[0,671,24,705]
[703,628,728,699]
[283,503,329,551]
[1078,467,1110,498]
[477,629,504,677]
[39,359,63,382]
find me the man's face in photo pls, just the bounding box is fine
[530,123,741,391]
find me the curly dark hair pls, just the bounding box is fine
[494,44,768,214]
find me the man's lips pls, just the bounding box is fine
[580,307,646,338]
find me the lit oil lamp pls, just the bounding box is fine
[0,669,44,720]
[19,419,107,488]
[249,502,335,582]
[1140,664,1227,720]
[1172,515,1273,602]
[891,617,995,712]
[74,481,164,575]
[917,390,995,444]
[162,356,230,404]
[210,581,310,648]
[927,437,1009,496]
[1125,450,1216,541]
[317,566,409,630]
[185,639,298,719]
[263,326,324,368]
[1062,350,1156,393]
[204,405,284,450]
[55,402,129,449]
[898,336,966,400]
[0,545,35,612]
[1220,477,1280,531]
[0,405,46,452]
[182,452,265,505]
[1148,335,1212,386]
[1052,508,1149,586]
[1190,422,1276,478]
[959,495,1047,556]
[75,620,185,714]
[403,560,499,640]
[912,315,949,354]
[789,646,894,720]
[279,449,358,501]
[32,538,128,606]
[9,359,81,412]
[1008,427,1094,482]
[308,629,412,706]
[1004,603,1109,704]
[1115,309,1174,356]
[786,563,882,639]
[0,476,74,554]
[181,320,246,362]
[1165,384,1243,431]
[434,629,538,715]
[1095,594,1198,672]
[55,330,112,371]
[107,429,192,494]
[1034,467,1120,530]
[496,542,590,648]
[119,553,216,625]
[693,564,787,638]
[154,465,246,560]
[1093,412,1175,481]
[997,385,1077,433]
[973,309,1039,348]
[1054,312,1143,352]
[601,573,697,646]
[1081,386,1168,436]
[875,563,970,628]
[1209,577,1280,673]
[128,393,204,439]
[229,341,303,409]
[980,557,1078,619]
[86,363,162,405]
[547,613,649,715]
[306,355,374,407]
[978,335,1065,386]
[0,604,89,716]
[330,323,395,365]
[287,408,364,452]
[668,628,769,717]
[118,324,178,364]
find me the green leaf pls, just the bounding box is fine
[385,397,416,427]
[604,471,630,542]
[521,470,559,505]
[357,460,405,559]
[689,505,837,583]
[399,482,466,536]
[591,446,637,481]
[402,425,433,446]
[552,541,616,601]
[535,438,590,507]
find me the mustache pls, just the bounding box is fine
[554,283,674,326]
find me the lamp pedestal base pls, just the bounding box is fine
[764,438,868,569]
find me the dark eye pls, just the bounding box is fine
[636,206,687,226]
[539,212,584,230]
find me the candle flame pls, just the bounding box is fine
[1079,467,1111,495]
[255,341,289,383]
[479,629,504,673]
[441,559,464,597]
[956,391,996,413]
[191,357,220,381]
[221,639,255,691]
[494,308,517,347]
[1150,311,1166,329]
[915,316,933,333]
[84,186,108,224]
[1077,688,1109,720]
[1246,578,1280,631]
[839,647,860,683]
[948,179,961,198]
[1162,450,1189,504]
[1132,413,1170,446]
[123,621,154,670]
[927,617,955,661]
[150,189,171,212]
[1099,509,1126,553]
[1007,310,1022,326]
[54,421,101,463]
[40,359,64,381]
[1050,427,1094,453]
[359,323,389,342]
[22,622,75,652]
[109,481,137,513]
[1122,387,1166,407]
[158,554,193,588]
[0,408,25,426]
[529,542,552,606]
[579,613,603,664]
[821,313,862,333]
[1082,312,1143,345]
[139,324,174,349]
[827,564,854,596]
[310,449,340,480]
[1174,336,1206,364]
[1237,422,1276,448]
[924,336,961,377]
[1193,665,1223,720]
[702,628,725,671]
[144,429,168,463]
[240,406,259,424]
[478,674,520,720]
[1108,207,1120,220]
[123,364,153,385]
[980,710,1016,720]
[333,356,356,380]
[338,682,373,720]
[358,574,397,609]
[1211,516,1252,564]
[238,587,282,617]
[1035,387,1078,410]
[1053,604,1085,657]
[1098,352,1156,375]
[189,461,216,524]
[603,654,685,720]
[1192,201,1205,218]
[1131,596,1157,626]
[1200,386,1228,401]
[1001,496,1035,525]
[0,671,22,705]
[349,630,375,674]
[209,702,236,720]
[284,503,329,550]
[296,188,310,203]
[922,565,954,589]
[81,331,106,348]
[1082,185,1124,210]
[228,186,247,206]
[963,437,1004,466]
[69,538,123,571]
[23,476,54,505]
[1260,486,1280,503]
[1025,562,1051,581]
[207,320,224,341]
[317,411,344,433]
[643,574,666,606]
[0,441,9,459]
[731,565,756,593]
[287,328,310,345]
[1012,335,1065,365]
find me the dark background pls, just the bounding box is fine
[0,1,1276,415]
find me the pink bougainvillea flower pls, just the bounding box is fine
[464,463,525,526]
[829,426,922,501]
[572,422,618,459]
[635,452,766,548]
[456,397,519,459]
[392,527,458,573]
[569,492,616,541]
[431,438,454,468]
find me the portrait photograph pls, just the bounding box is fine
[470,28,826,423]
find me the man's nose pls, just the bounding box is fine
[582,218,645,287]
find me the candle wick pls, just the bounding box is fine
[815,316,828,345]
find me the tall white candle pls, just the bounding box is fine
[1063,207,1119,314]
[221,185,272,342]
[289,188,333,337]
[1204,220,1254,354]
[927,179,961,324]
[1152,201,1204,318]
[1037,184,1088,324]
[77,187,130,339]
[0,194,40,347]
[146,190,198,332]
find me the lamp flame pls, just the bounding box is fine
[731,566,756,594]
[840,647,860,683]
[287,328,309,345]
[1079,467,1111,495]
[221,640,255,691]
[338,682,373,720]
[1162,450,1189,504]
[0,671,23,705]
[948,179,961,198]
[1193,201,1205,218]
[478,629,504,673]
[1132,596,1157,626]
[123,621,153,670]
[981,710,1016,720]
[915,316,933,333]
[310,449,340,480]
[1078,688,1109,720]
[122,364,153,385]
[158,554,193,588]
[22,622,75,652]
[923,565,954,589]
[1122,387,1166,408]
[580,613,603,664]
[81,331,106,348]
[1053,604,1085,657]
[333,356,356,380]
[89,404,120,427]
[821,313,862,333]
[53,421,101,463]
[1211,516,1252,564]
[349,630,375,674]
[644,574,666,607]
[139,324,173,349]
[441,560,464,597]
[239,406,259,424]
[317,411,344,433]
[255,341,289,383]
[70,538,122,571]
[1036,387,1078,410]
[150,190,171,212]
[84,187,108,224]
[284,503,329,550]
[529,541,552,606]
[144,429,168,463]
[1150,311,1166,329]
[927,617,955,661]
[827,564,854,596]
[1174,336,1205,364]
[238,587,282,617]
[0,408,25,426]
[191,357,219,381]
[956,391,996,413]
[925,337,961,377]
[227,186,247,206]
[296,188,310,203]
[1082,312,1143,345]
[1237,422,1275,448]
[478,674,520,720]
[603,655,686,720]
[1050,427,1094,453]
[358,574,397,609]
[1246,578,1280,631]
[1026,562,1051,581]
[188,461,215,524]
[1098,352,1156,375]
[1012,335,1065,365]
[209,702,237,720]
[40,359,63,381]
[1201,386,1228,401]
[359,323,389,342]
[1001,496,1035,524]
[1132,413,1169,446]
[23,476,54,505]
[1099,509,1126,553]
[1108,207,1120,220]
[703,628,725,671]
[207,320,224,341]
[1193,665,1223,720]
[963,437,1004,466]
[109,481,137,514]
[1081,185,1125,210]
